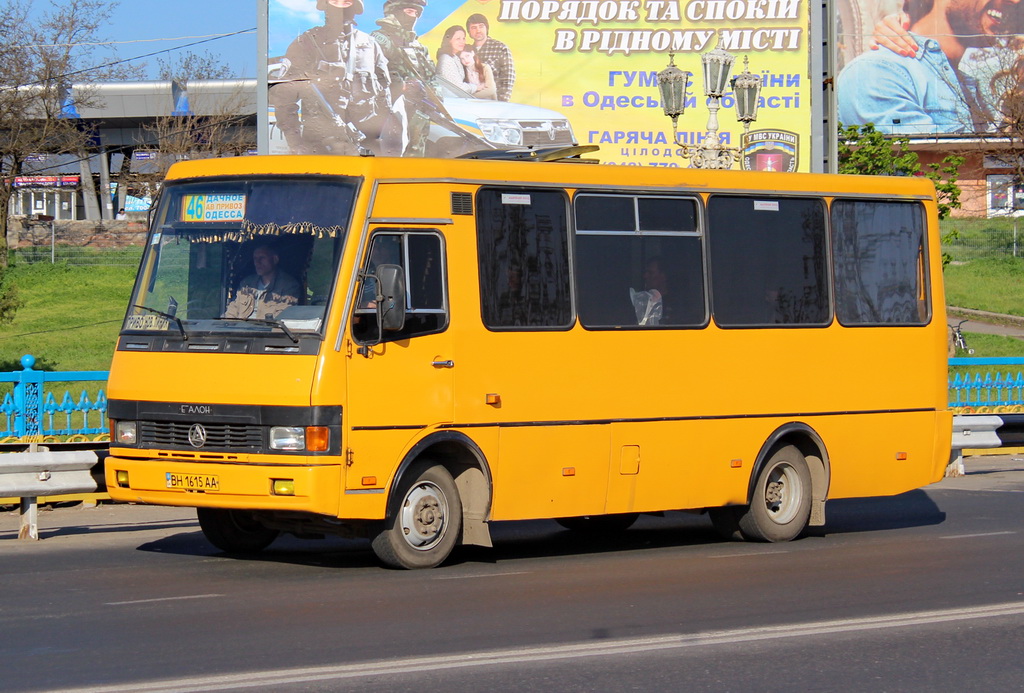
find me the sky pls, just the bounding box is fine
[42,0,460,81]
[90,1,259,79]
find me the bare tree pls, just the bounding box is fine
[975,42,1024,216]
[133,51,255,202]
[156,50,234,82]
[0,0,140,271]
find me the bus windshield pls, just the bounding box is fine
[124,176,356,339]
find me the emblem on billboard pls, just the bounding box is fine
[741,130,799,172]
[188,423,207,448]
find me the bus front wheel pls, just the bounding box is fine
[197,507,279,553]
[736,445,812,542]
[372,465,462,569]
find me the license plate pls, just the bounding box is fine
[166,472,219,491]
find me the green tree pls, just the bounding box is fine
[838,123,963,220]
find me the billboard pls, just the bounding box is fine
[266,0,814,169]
[836,0,1024,135]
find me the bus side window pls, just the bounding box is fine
[832,199,928,326]
[353,231,448,343]
[575,194,705,329]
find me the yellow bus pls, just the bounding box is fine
[105,149,952,569]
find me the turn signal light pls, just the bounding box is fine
[306,426,329,452]
[115,470,130,488]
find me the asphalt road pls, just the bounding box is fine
[2,455,1024,693]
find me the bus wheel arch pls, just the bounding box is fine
[751,424,830,526]
[711,424,830,542]
[378,432,494,568]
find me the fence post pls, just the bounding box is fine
[19,497,39,540]
[12,355,44,437]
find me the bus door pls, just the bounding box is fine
[345,229,453,490]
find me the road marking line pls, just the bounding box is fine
[434,571,530,580]
[58,601,1024,693]
[105,594,223,606]
[940,531,1017,540]
[710,551,790,559]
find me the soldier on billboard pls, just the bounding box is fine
[371,0,440,156]
[269,0,392,155]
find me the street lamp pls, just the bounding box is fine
[657,47,762,169]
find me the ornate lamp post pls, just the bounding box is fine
[657,47,762,169]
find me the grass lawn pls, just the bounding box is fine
[0,262,136,373]
[944,256,1024,317]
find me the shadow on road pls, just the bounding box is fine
[812,490,946,535]
[129,490,946,570]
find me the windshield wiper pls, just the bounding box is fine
[132,304,188,341]
[213,317,299,343]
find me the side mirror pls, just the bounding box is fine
[375,263,406,332]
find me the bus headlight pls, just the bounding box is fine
[478,119,524,146]
[269,426,304,450]
[115,421,137,445]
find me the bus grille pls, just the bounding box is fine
[139,421,263,450]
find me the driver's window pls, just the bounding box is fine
[353,230,448,343]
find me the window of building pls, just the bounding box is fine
[707,195,829,327]
[832,200,928,325]
[575,194,705,328]
[476,188,572,329]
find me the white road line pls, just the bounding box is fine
[60,601,1024,693]
[105,594,223,606]
[434,571,530,580]
[940,531,1017,540]
[709,551,790,559]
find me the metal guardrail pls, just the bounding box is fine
[0,448,105,539]
[0,355,109,439]
[948,413,1024,476]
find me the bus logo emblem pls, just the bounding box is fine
[188,423,207,448]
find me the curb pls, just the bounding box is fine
[948,306,1024,329]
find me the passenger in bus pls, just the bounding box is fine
[631,257,674,326]
[224,243,301,320]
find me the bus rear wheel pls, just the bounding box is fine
[197,507,279,553]
[736,445,812,542]
[372,465,462,569]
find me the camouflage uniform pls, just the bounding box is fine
[270,17,392,156]
[371,3,439,157]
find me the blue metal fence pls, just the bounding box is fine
[0,355,109,439]
[0,355,1020,438]
[949,357,1024,410]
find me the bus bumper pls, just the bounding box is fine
[105,455,344,517]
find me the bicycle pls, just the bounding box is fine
[952,319,975,355]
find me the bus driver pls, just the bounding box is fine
[224,242,301,319]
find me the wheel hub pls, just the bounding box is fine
[400,482,448,550]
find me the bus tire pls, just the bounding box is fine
[197,508,279,553]
[556,513,638,532]
[372,465,462,569]
[736,445,812,542]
